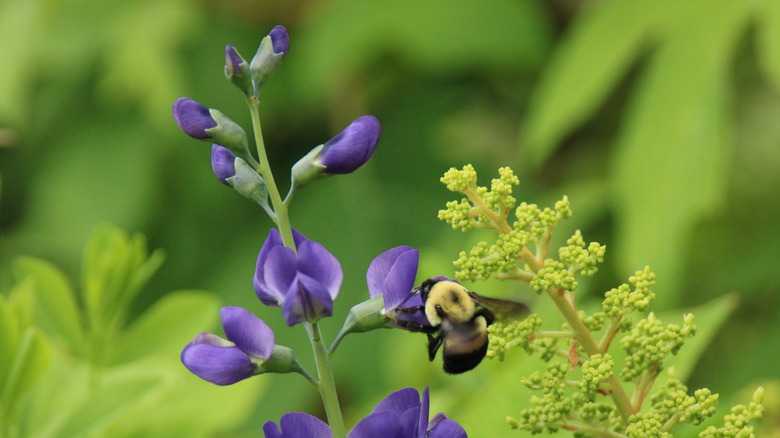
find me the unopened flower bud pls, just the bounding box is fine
[173,97,249,158]
[290,115,381,188]
[250,25,289,92]
[224,44,251,96]
[211,145,269,206]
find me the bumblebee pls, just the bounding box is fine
[394,277,528,374]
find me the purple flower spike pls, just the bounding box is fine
[269,25,289,57]
[254,228,343,326]
[181,306,275,385]
[318,115,381,175]
[262,387,466,438]
[367,246,418,310]
[173,97,216,140]
[211,144,237,185]
[225,44,245,73]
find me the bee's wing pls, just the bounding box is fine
[467,291,529,320]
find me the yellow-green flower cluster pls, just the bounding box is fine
[531,259,579,294]
[486,313,542,360]
[600,266,657,330]
[580,354,614,401]
[620,313,697,381]
[558,230,606,277]
[649,377,719,427]
[438,165,519,232]
[699,387,764,438]
[625,411,670,438]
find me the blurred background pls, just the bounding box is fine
[1,0,779,435]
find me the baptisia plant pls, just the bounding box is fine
[173,25,466,438]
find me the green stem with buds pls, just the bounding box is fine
[247,97,295,250]
[546,287,634,425]
[248,98,344,435]
[307,322,346,438]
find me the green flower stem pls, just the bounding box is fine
[306,322,346,438]
[598,319,622,353]
[631,361,659,409]
[247,97,295,250]
[546,287,633,425]
[463,187,512,233]
[557,422,628,438]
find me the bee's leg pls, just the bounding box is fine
[427,333,444,361]
[395,306,424,314]
[389,317,436,333]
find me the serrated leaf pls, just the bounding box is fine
[523,0,669,164]
[612,0,754,307]
[12,257,86,353]
[755,0,780,91]
[116,290,220,364]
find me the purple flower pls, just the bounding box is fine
[262,387,467,438]
[181,307,274,385]
[173,98,216,139]
[211,144,236,185]
[268,25,289,58]
[254,228,343,326]
[172,97,248,155]
[224,44,251,95]
[366,246,430,328]
[318,115,381,175]
[250,25,290,90]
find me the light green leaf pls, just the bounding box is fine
[0,0,41,126]
[755,0,780,91]
[12,257,85,352]
[53,373,159,438]
[612,0,754,307]
[523,0,668,164]
[116,290,220,363]
[0,327,51,416]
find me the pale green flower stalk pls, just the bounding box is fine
[438,165,764,437]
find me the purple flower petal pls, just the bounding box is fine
[172,97,216,140]
[269,25,289,57]
[318,115,381,175]
[254,229,285,305]
[180,342,254,385]
[418,387,430,437]
[366,246,417,298]
[282,274,334,326]
[225,44,244,73]
[263,412,331,438]
[263,246,299,303]
[211,144,236,185]
[427,418,468,438]
[372,387,421,417]
[298,240,343,300]
[220,307,274,359]
[381,250,420,310]
[262,422,283,438]
[348,411,403,438]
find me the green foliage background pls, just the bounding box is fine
[1,0,778,435]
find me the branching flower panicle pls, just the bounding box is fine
[437,164,764,437]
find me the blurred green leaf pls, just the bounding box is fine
[612,0,753,307]
[117,290,220,363]
[0,0,40,126]
[12,256,86,353]
[290,0,551,104]
[82,224,165,335]
[54,373,159,438]
[0,327,51,418]
[523,0,664,164]
[756,0,780,91]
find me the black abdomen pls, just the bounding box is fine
[442,342,488,374]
